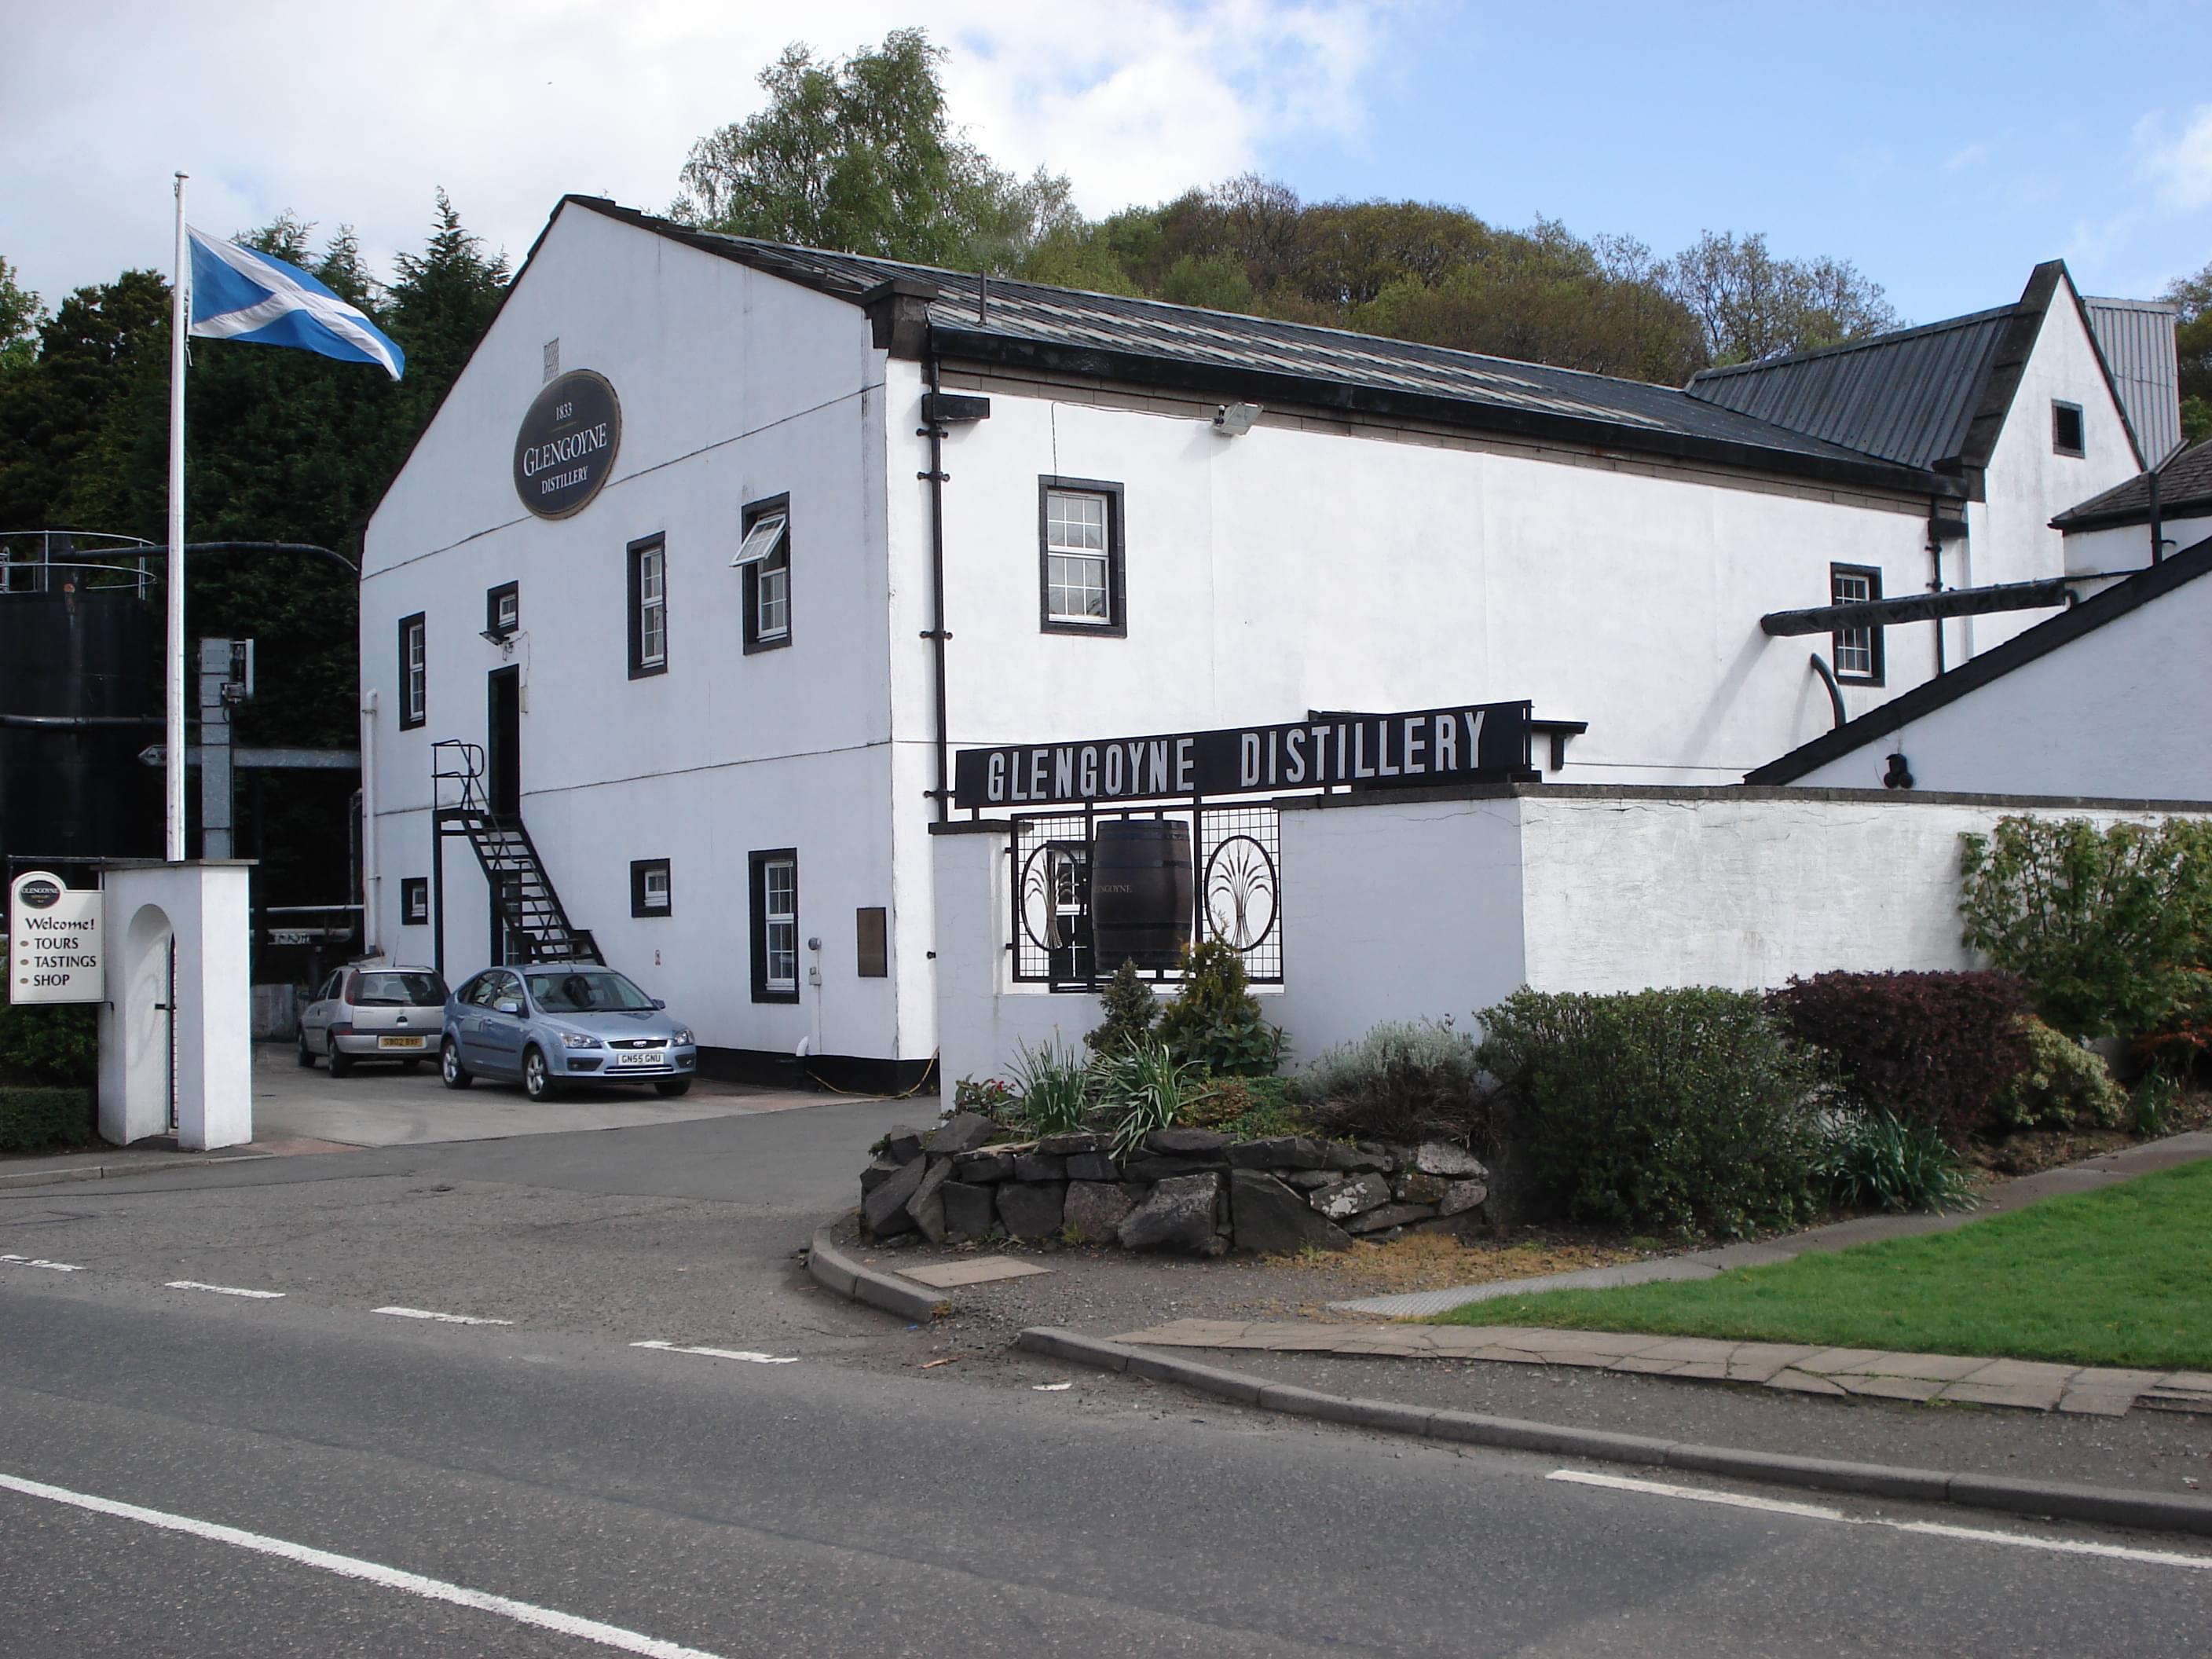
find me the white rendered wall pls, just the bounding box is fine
[2064,513,2212,584]
[1787,569,2212,799]
[97,862,253,1148]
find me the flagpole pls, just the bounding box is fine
[166,174,188,863]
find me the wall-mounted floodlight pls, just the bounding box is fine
[1212,401,1263,437]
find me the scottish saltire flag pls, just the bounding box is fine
[187,227,405,379]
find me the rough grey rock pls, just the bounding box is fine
[1309,1173,1393,1220]
[1350,1143,1396,1172]
[862,1156,927,1235]
[1144,1128,1232,1159]
[1118,1181,1151,1202]
[1285,1170,1338,1190]
[928,1113,1002,1158]
[883,1126,926,1165]
[1346,1201,1441,1234]
[997,1181,1067,1240]
[1230,1170,1351,1254]
[1225,1136,1364,1171]
[1036,1131,1101,1155]
[1014,1153,1068,1182]
[1118,1173,1225,1254]
[952,1150,1016,1184]
[1119,1155,1225,1182]
[1414,1141,1485,1178]
[859,1157,904,1195]
[1064,1152,1120,1183]
[907,1158,954,1243]
[1437,1179,1489,1218]
[1062,1181,1136,1243]
[941,1181,997,1240]
[1394,1170,1448,1206]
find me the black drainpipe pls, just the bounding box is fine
[1926,496,1947,677]
[1808,653,1847,729]
[2148,463,2165,566]
[920,354,952,823]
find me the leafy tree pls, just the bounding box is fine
[0,255,45,375]
[2163,258,2211,444]
[1663,230,1898,365]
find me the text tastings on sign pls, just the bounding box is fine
[952,701,1531,809]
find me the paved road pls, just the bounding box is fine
[3,1115,2207,1656]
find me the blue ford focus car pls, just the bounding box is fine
[441,964,698,1101]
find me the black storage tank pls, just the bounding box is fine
[1089,819,1194,972]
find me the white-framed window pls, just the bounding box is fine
[1830,565,1883,683]
[631,858,671,917]
[751,850,798,1002]
[1044,487,1112,626]
[401,877,429,924]
[628,536,667,676]
[736,500,792,652]
[399,613,427,728]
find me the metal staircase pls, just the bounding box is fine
[432,741,601,965]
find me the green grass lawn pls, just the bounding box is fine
[1434,1158,2212,1372]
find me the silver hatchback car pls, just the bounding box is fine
[297,965,449,1075]
[440,964,698,1101]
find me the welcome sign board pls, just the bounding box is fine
[952,701,1532,810]
[9,870,104,1005]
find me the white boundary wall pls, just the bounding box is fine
[931,786,2212,1100]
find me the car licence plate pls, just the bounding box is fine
[614,1049,662,1068]
[377,1035,426,1050]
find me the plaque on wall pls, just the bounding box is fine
[513,369,621,519]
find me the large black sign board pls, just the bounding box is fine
[954,701,1532,810]
[513,369,621,519]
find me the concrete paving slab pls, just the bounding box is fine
[1831,1351,1990,1382]
[1954,1357,2082,1388]
[1767,1369,1850,1397]
[896,1257,1054,1290]
[2057,1390,2137,1417]
[1794,1347,1896,1375]
[1833,1375,1946,1404]
[1943,1380,2069,1411]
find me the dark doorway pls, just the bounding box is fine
[486,667,521,822]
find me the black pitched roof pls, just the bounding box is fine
[1685,262,2144,482]
[1745,534,2212,785]
[2051,438,2212,532]
[561,196,1956,498]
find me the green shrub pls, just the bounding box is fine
[1152,941,1286,1077]
[2135,966,2212,1081]
[0,1004,98,1086]
[1183,1074,1306,1141]
[1766,970,2030,1146]
[1296,1017,1487,1145]
[1006,1041,1094,1137]
[2130,1071,2181,1137]
[1960,816,2212,1040]
[0,1086,96,1153]
[1475,987,1826,1238]
[1100,1042,1192,1155]
[1818,1109,1977,1214]
[1994,1018,2126,1131]
[1085,958,1159,1057]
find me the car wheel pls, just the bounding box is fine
[295,1028,316,1068]
[440,1038,473,1090]
[327,1045,354,1079]
[653,1078,692,1098]
[522,1046,559,1102]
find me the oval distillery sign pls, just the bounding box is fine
[513,369,621,519]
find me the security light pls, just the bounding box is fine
[1212,401,1263,438]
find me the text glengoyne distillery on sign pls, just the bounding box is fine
[513,368,621,518]
[953,701,1533,809]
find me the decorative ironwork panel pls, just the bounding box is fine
[1198,804,1282,983]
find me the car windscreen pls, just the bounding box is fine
[355,972,447,1006]
[525,970,656,1013]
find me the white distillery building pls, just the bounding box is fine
[359,195,2171,1086]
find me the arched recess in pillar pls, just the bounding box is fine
[101,902,174,1144]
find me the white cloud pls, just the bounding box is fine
[0,0,1401,307]
[1942,141,1990,172]
[2136,104,2212,211]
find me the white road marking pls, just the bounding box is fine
[164,1281,284,1299]
[0,1470,730,1659]
[1032,1381,1074,1392]
[631,1340,797,1364]
[374,1306,513,1326]
[0,1254,85,1273]
[1547,1470,2212,1571]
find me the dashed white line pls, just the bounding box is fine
[0,1254,84,1273]
[0,1470,730,1659]
[374,1306,512,1326]
[1547,1469,2212,1570]
[631,1340,798,1365]
[164,1280,284,1299]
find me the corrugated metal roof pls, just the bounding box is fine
[1683,307,2019,471]
[2083,297,2183,465]
[565,200,1947,491]
[2052,438,2212,529]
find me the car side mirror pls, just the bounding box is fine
[495,998,522,1016]
[652,998,666,1010]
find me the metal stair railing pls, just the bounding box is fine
[430,738,601,964]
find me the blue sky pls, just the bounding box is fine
[3,2,2206,334]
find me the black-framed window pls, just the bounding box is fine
[737,494,792,653]
[1829,564,1884,685]
[2052,400,2086,457]
[486,581,519,638]
[627,534,667,677]
[397,613,427,728]
[631,858,672,917]
[401,877,429,925]
[1038,477,1126,636]
[749,849,799,1003]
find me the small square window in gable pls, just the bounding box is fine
[2052,400,2085,458]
